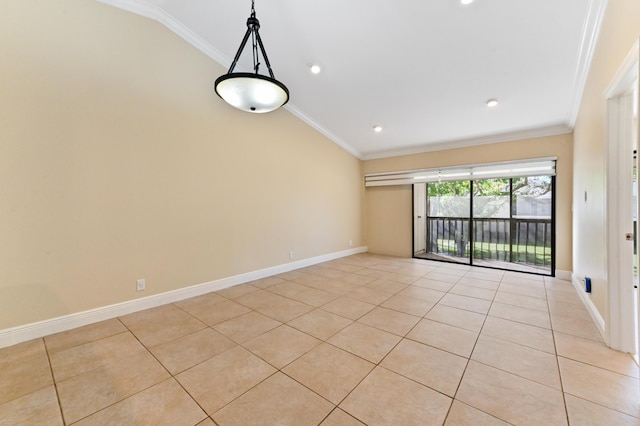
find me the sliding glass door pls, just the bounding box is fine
[424,181,471,264]
[510,176,554,272]
[414,174,555,275]
[472,178,511,266]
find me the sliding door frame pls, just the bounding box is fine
[413,175,556,277]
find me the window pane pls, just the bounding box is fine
[425,181,471,264]
[473,178,510,218]
[512,176,552,219]
[511,175,553,270]
[428,181,470,218]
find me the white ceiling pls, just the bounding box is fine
[99,0,607,160]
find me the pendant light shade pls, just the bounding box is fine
[215,73,289,113]
[214,1,289,113]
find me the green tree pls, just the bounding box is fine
[474,178,510,196]
[512,176,552,196]
[428,181,470,196]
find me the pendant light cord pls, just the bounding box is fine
[222,0,276,79]
[214,0,290,112]
[251,0,260,74]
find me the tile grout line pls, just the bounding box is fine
[302,267,441,425]
[545,275,573,426]
[129,318,202,421]
[269,264,458,423]
[210,273,372,425]
[174,273,368,425]
[167,298,277,423]
[119,307,236,425]
[125,302,298,425]
[21,255,627,425]
[90,316,208,425]
[42,337,67,425]
[445,269,498,425]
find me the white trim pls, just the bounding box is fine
[567,0,609,128]
[98,0,232,73]
[96,0,363,159]
[96,0,588,161]
[365,158,557,187]
[556,270,572,281]
[361,124,572,160]
[604,40,639,352]
[283,104,362,158]
[605,39,639,98]
[572,274,606,339]
[96,0,159,20]
[0,246,368,349]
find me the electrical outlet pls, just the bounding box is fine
[349,240,353,247]
[289,250,294,260]
[136,279,146,291]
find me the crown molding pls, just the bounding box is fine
[97,1,597,162]
[96,0,158,19]
[567,0,608,127]
[361,123,572,161]
[97,0,363,159]
[284,104,362,158]
[97,0,231,68]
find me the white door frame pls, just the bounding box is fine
[605,39,639,352]
[413,183,427,255]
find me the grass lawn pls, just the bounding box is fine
[434,239,551,266]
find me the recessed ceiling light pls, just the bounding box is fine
[373,125,382,133]
[486,98,499,107]
[310,65,321,74]
[461,0,474,5]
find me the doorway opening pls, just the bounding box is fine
[604,39,638,354]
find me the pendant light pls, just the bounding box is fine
[214,0,289,113]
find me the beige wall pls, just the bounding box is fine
[363,134,574,272]
[0,0,362,329]
[573,0,640,316]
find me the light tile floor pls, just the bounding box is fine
[1,254,639,425]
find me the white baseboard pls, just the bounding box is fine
[0,246,368,349]
[556,270,572,281]
[571,273,606,339]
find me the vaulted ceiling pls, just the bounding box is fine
[99,0,607,159]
